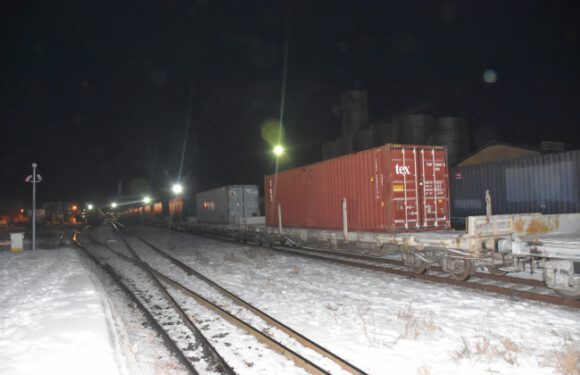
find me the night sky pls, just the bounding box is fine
[2,0,579,206]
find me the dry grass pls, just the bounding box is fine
[452,333,519,365]
[245,247,271,268]
[396,305,438,340]
[223,252,244,263]
[288,265,301,275]
[547,335,580,375]
[356,305,386,345]
[324,303,340,321]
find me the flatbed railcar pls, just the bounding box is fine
[119,144,580,299]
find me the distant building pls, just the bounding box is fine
[456,141,540,167]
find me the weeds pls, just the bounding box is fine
[356,305,385,345]
[545,334,580,375]
[288,265,301,275]
[396,305,438,340]
[452,333,519,365]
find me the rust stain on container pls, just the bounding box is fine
[525,219,551,235]
[265,144,451,233]
[514,216,560,235]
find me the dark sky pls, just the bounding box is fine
[2,0,579,205]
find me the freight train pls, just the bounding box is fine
[120,144,580,299]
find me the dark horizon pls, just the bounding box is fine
[2,0,579,205]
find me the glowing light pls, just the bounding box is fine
[172,183,183,195]
[143,196,151,204]
[111,202,117,208]
[20,209,24,213]
[71,205,77,211]
[273,144,285,157]
[87,204,94,210]
[483,69,497,83]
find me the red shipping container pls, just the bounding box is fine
[265,144,450,232]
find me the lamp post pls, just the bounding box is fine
[26,163,42,250]
[273,144,285,158]
[32,163,37,250]
[171,183,183,195]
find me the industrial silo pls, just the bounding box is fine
[322,139,342,160]
[341,91,369,138]
[353,127,376,151]
[433,117,469,166]
[395,114,435,145]
[375,122,398,145]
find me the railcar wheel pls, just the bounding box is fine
[446,258,473,281]
[486,265,507,276]
[402,252,428,274]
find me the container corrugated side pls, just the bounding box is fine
[196,185,260,224]
[265,144,450,232]
[451,149,580,216]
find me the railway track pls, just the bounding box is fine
[75,222,368,375]
[269,245,580,309]
[163,222,580,309]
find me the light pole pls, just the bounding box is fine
[32,163,37,250]
[273,144,285,158]
[171,183,183,195]
[26,163,42,250]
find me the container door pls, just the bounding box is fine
[388,146,422,230]
[418,148,450,228]
[228,187,241,223]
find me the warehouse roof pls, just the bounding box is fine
[457,141,540,167]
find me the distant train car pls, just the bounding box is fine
[265,144,450,233]
[86,208,106,225]
[196,185,260,224]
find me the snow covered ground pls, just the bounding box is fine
[1,224,579,374]
[0,247,122,375]
[0,245,188,375]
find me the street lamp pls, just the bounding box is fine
[172,183,183,195]
[111,202,117,209]
[87,204,94,210]
[273,144,285,157]
[143,196,151,204]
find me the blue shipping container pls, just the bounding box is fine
[451,150,580,217]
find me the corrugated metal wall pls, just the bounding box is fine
[196,185,260,224]
[266,144,450,232]
[451,150,580,217]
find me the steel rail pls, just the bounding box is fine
[163,221,580,308]
[135,235,368,375]
[151,270,333,375]
[72,235,200,375]
[162,222,579,307]
[299,245,547,288]
[267,245,580,309]
[110,223,357,375]
[96,229,336,375]
[108,222,236,375]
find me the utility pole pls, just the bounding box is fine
[32,163,37,251]
[25,163,42,250]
